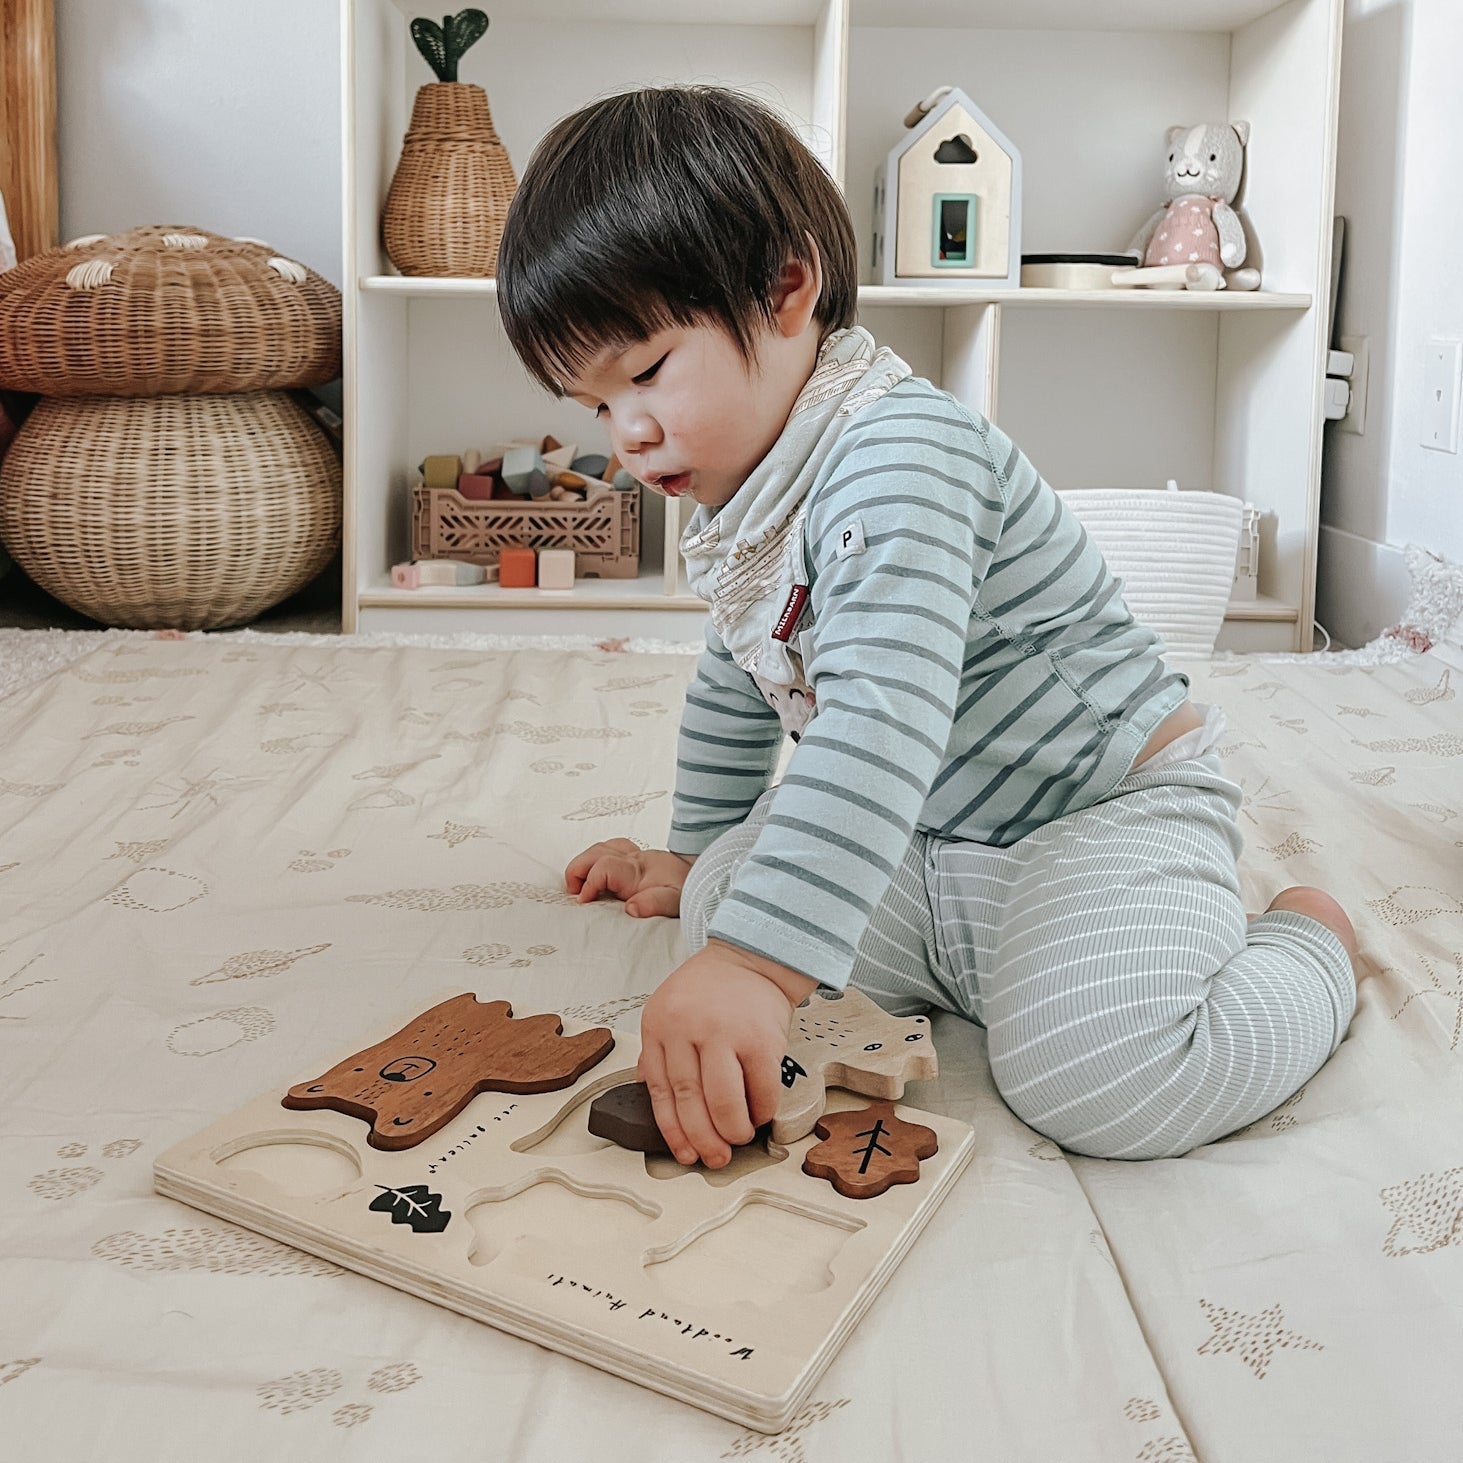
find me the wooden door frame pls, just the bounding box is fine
[0,0,58,262]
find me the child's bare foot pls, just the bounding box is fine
[1252,886,1359,971]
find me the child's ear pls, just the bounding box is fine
[772,240,823,337]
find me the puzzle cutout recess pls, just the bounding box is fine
[154,989,975,1433]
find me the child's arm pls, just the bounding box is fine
[665,626,784,860]
[700,405,1003,996]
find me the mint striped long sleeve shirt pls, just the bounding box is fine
[668,379,1188,990]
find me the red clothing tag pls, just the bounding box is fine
[771,584,809,642]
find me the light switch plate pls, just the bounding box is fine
[1422,338,1462,453]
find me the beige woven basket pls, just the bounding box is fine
[382,83,517,277]
[0,392,341,629]
[1056,486,1244,659]
[0,225,341,397]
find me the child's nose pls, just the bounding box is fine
[613,406,662,457]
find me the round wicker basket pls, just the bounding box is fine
[382,83,517,277]
[0,392,341,630]
[0,225,341,397]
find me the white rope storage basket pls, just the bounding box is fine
[0,392,341,630]
[1056,486,1244,658]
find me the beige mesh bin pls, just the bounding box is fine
[0,392,341,630]
[412,479,640,579]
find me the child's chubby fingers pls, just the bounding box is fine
[637,1041,699,1168]
[740,1042,785,1130]
[564,837,641,894]
[623,883,681,919]
[698,1044,758,1149]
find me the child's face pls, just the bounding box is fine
[561,321,807,510]
[559,259,824,511]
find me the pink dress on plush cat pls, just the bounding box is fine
[1144,195,1224,267]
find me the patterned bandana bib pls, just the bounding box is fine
[679,326,912,686]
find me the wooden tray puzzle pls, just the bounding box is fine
[153,988,975,1433]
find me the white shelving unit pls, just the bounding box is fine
[343,0,1342,651]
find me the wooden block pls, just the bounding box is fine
[543,443,576,473]
[462,448,483,474]
[538,549,575,589]
[457,472,498,501]
[498,546,536,588]
[802,1099,938,1199]
[282,993,614,1150]
[552,470,587,489]
[391,560,486,589]
[571,452,609,479]
[772,988,937,1144]
[422,454,463,491]
[501,444,544,494]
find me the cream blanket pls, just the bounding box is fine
[2,634,1461,1461]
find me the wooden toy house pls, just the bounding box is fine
[873,85,1021,288]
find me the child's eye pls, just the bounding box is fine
[633,354,667,384]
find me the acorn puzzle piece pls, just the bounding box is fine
[587,1080,772,1160]
[772,988,937,1145]
[587,1080,672,1155]
[802,1099,939,1200]
[282,993,614,1151]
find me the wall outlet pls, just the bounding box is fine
[1422,337,1462,453]
[1338,334,1368,435]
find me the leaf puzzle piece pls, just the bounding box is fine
[772,988,938,1145]
[282,993,614,1151]
[802,1099,938,1200]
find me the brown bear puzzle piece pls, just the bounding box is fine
[801,1098,938,1200]
[282,993,614,1150]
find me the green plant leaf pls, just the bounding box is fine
[445,8,489,67]
[410,16,451,81]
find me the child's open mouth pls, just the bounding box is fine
[655,473,690,497]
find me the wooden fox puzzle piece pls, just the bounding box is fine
[282,993,614,1150]
[802,1099,939,1200]
[772,988,938,1145]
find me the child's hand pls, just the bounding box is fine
[565,838,695,918]
[638,940,818,1168]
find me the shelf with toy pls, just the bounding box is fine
[360,567,703,611]
[360,274,1312,311]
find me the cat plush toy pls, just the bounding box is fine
[1114,121,1261,291]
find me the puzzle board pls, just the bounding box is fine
[153,991,975,1433]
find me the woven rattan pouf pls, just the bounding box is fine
[0,392,341,629]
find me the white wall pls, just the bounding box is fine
[55,0,342,288]
[1321,0,1463,647]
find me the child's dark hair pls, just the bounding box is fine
[497,85,857,395]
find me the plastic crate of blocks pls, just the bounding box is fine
[412,478,640,579]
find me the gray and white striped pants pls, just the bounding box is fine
[680,751,1356,1160]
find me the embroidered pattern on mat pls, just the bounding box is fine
[92,1225,343,1276]
[1196,1299,1324,1378]
[191,945,332,985]
[1380,1167,1463,1256]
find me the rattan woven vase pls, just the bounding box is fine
[382,83,517,277]
[0,392,341,630]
